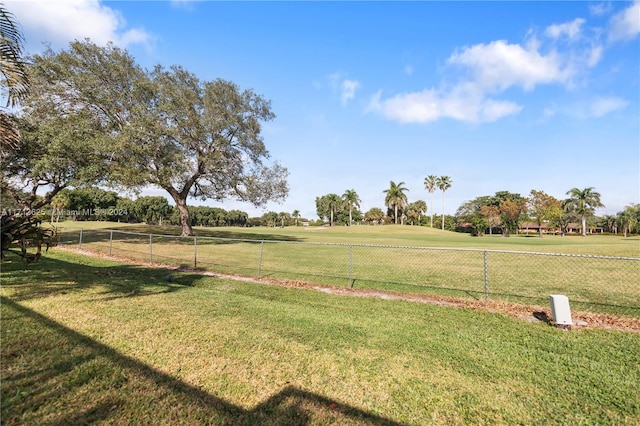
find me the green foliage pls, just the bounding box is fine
[0,4,29,154]
[364,207,385,224]
[565,187,605,236]
[0,213,57,262]
[617,204,640,237]
[315,193,342,226]
[405,200,427,225]
[21,40,288,236]
[383,181,409,224]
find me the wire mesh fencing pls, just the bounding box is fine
[58,228,640,317]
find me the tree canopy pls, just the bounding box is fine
[383,181,409,224]
[16,40,288,236]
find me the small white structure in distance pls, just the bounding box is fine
[549,294,573,326]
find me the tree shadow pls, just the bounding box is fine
[1,297,404,425]
[59,224,304,243]
[0,255,204,302]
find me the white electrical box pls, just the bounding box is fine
[549,294,573,325]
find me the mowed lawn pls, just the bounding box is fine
[2,250,639,425]
[56,220,640,257]
[55,222,640,317]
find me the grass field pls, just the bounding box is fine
[1,250,639,425]
[53,221,640,317]
[54,220,640,256]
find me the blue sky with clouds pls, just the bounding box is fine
[8,0,640,219]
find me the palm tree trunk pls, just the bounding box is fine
[441,192,446,230]
[394,205,398,224]
[581,214,587,237]
[430,193,434,228]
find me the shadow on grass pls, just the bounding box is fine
[58,225,303,243]
[0,255,204,302]
[1,297,403,425]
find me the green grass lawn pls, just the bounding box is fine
[53,222,640,317]
[55,220,640,257]
[2,251,639,425]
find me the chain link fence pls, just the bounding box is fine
[59,228,640,317]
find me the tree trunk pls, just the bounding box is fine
[394,205,398,224]
[441,192,446,230]
[174,197,194,236]
[581,214,587,237]
[538,221,543,238]
[349,206,353,226]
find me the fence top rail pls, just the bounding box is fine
[61,227,640,261]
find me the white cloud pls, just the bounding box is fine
[589,2,613,17]
[8,0,152,50]
[446,40,572,92]
[588,96,629,117]
[545,18,586,40]
[480,99,523,122]
[340,79,361,106]
[587,44,604,67]
[608,2,640,42]
[327,73,360,106]
[367,85,522,124]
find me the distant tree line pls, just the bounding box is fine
[23,187,309,228]
[313,181,638,237]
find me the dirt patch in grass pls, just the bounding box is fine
[59,247,640,333]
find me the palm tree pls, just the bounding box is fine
[383,181,409,224]
[325,193,342,226]
[617,205,638,237]
[424,175,437,228]
[1,4,30,151]
[292,209,300,227]
[405,200,427,225]
[342,189,361,226]
[436,176,452,230]
[565,187,604,236]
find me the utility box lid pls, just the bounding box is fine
[549,294,573,325]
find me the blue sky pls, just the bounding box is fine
[8,0,640,219]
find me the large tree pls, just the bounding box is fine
[456,195,492,236]
[383,181,408,224]
[436,176,452,230]
[565,187,604,237]
[22,40,288,236]
[527,190,561,238]
[342,189,361,226]
[364,207,385,225]
[617,204,639,237]
[315,193,342,226]
[488,191,527,237]
[424,175,437,228]
[405,200,427,226]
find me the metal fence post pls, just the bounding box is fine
[257,240,264,278]
[149,234,153,262]
[194,236,197,268]
[484,250,489,304]
[79,228,83,249]
[349,244,354,288]
[109,230,113,256]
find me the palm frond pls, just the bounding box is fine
[0,3,30,106]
